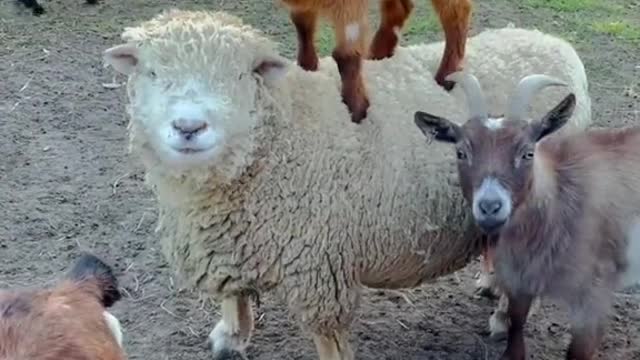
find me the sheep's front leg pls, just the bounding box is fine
[290,9,319,71]
[489,292,510,341]
[209,295,254,359]
[312,330,354,360]
[475,241,500,299]
[500,293,533,360]
[430,0,472,90]
[369,0,414,59]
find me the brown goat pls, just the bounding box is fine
[0,253,125,360]
[413,71,640,360]
[281,0,472,123]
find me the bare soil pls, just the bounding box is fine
[1,0,638,359]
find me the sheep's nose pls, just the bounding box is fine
[478,199,502,216]
[172,118,207,140]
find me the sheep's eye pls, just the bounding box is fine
[456,149,467,160]
[522,150,534,160]
[148,70,157,79]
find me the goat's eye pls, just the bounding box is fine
[456,149,467,160]
[522,150,534,160]
[148,70,157,79]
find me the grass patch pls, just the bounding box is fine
[524,0,598,12]
[592,20,640,42]
[316,24,335,56]
[403,10,441,43]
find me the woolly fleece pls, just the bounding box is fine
[118,10,591,334]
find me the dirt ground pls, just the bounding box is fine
[1,0,639,359]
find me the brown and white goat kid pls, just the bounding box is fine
[413,71,640,360]
[0,253,125,360]
[281,0,472,123]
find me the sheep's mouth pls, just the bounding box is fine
[176,148,205,154]
[170,146,213,155]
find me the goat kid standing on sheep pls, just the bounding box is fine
[103,9,591,360]
[281,0,472,123]
[414,71,640,360]
[284,0,500,300]
[0,253,125,360]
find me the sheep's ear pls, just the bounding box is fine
[414,111,461,143]
[254,56,289,86]
[104,44,139,75]
[529,93,576,142]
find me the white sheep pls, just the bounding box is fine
[103,9,591,360]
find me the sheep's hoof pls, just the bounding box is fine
[474,285,499,299]
[489,311,509,342]
[208,321,249,360]
[473,272,500,299]
[213,349,245,360]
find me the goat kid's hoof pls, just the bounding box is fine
[438,79,456,92]
[346,96,370,124]
[369,31,398,60]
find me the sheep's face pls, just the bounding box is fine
[414,94,576,235]
[103,15,288,173]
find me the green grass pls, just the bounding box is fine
[316,24,335,56]
[403,10,441,42]
[592,20,640,42]
[524,0,599,12]
[517,0,639,45]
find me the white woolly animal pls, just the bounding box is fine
[104,9,591,360]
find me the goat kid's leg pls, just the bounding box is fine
[209,295,254,359]
[290,9,319,71]
[566,324,605,360]
[500,293,533,360]
[332,16,370,123]
[566,299,610,360]
[312,330,354,360]
[333,49,370,123]
[369,0,414,59]
[430,0,471,90]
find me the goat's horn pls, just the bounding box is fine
[446,71,488,120]
[506,74,568,121]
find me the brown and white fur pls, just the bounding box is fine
[413,71,640,360]
[281,0,472,123]
[0,253,125,360]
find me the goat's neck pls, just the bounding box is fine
[507,147,582,246]
[530,149,558,205]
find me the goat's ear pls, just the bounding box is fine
[68,253,122,308]
[529,93,576,141]
[103,44,139,75]
[254,55,289,86]
[414,111,461,143]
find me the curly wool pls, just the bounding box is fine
[122,10,591,334]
